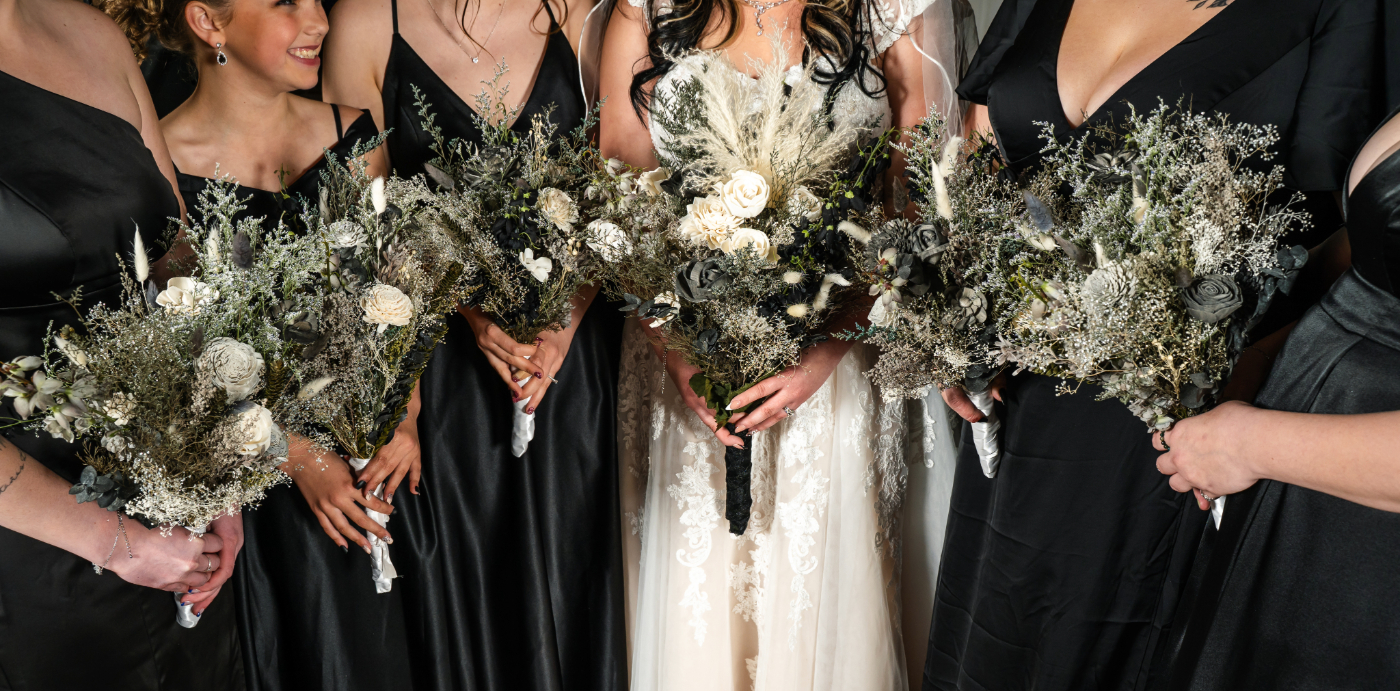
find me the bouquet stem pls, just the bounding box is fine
[968,391,1003,478]
[347,457,397,593]
[723,423,753,535]
[511,398,535,458]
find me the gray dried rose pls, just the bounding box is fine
[908,223,948,262]
[1182,274,1243,324]
[945,287,988,330]
[1083,264,1136,308]
[673,258,731,303]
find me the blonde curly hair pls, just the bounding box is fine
[95,0,232,61]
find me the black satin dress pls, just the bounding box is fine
[922,1,1384,690]
[176,107,377,231]
[1161,108,1400,691]
[185,109,418,691]
[380,2,627,690]
[0,69,243,691]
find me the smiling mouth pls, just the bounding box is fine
[289,47,321,60]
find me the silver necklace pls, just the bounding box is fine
[427,0,506,64]
[739,0,796,36]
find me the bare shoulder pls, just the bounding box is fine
[46,0,136,57]
[328,0,395,42]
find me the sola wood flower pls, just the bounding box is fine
[360,283,415,334]
[536,187,579,233]
[156,277,219,314]
[198,337,265,402]
[518,248,553,282]
[586,220,631,263]
[679,194,740,249]
[718,170,770,218]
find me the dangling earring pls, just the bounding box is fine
[215,42,228,66]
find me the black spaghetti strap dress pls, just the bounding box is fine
[0,69,243,691]
[181,108,420,691]
[1162,107,1400,691]
[379,2,627,690]
[176,107,378,230]
[922,1,1385,690]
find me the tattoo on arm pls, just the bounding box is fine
[1190,0,1230,9]
[0,438,29,498]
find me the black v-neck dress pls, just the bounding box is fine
[922,1,1385,690]
[379,3,627,690]
[1162,107,1400,690]
[0,69,243,691]
[184,108,420,691]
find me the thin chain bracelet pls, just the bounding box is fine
[93,514,134,575]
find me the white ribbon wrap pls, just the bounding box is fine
[347,456,396,593]
[1211,496,1225,529]
[968,390,1003,478]
[175,592,199,628]
[512,398,535,457]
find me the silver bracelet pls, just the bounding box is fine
[92,514,133,576]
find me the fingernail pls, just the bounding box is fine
[196,611,202,617]
[386,493,395,503]
[534,337,543,344]
[188,588,196,594]
[535,371,543,379]
[386,535,394,544]
[355,480,367,490]
[527,407,535,414]
[363,544,372,554]
[342,544,349,553]
[512,391,519,400]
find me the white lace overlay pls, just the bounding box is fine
[622,319,912,690]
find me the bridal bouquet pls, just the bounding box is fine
[278,142,467,591]
[846,113,1025,475]
[410,71,605,457]
[601,47,891,534]
[991,103,1310,430]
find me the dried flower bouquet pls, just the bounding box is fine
[992,103,1310,430]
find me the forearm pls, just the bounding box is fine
[1244,408,1400,512]
[0,437,124,563]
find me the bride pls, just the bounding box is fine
[596,1,963,688]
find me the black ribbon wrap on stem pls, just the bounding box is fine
[723,423,753,535]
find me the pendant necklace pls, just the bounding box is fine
[739,0,796,36]
[427,0,506,64]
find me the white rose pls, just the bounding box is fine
[585,220,632,263]
[637,167,672,197]
[199,338,265,402]
[518,248,553,282]
[867,296,897,327]
[720,228,777,262]
[536,187,579,233]
[679,195,739,250]
[718,170,770,219]
[787,186,823,222]
[156,277,219,314]
[101,392,136,426]
[361,283,414,334]
[231,402,275,457]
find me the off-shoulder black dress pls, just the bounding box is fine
[378,1,627,689]
[1162,106,1400,690]
[0,69,243,691]
[922,1,1384,690]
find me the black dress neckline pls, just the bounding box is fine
[1343,104,1400,214]
[0,68,143,139]
[1049,0,1244,132]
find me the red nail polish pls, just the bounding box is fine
[512,391,519,401]
[527,407,535,414]
[535,371,543,379]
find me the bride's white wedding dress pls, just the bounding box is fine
[615,2,959,688]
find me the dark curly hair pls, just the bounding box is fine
[628,0,892,120]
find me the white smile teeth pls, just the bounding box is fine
[290,48,320,59]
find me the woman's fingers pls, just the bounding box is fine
[199,533,224,554]
[408,456,422,495]
[340,496,392,542]
[1156,451,1179,475]
[1167,473,1195,494]
[728,376,784,411]
[384,462,411,503]
[324,503,373,552]
[733,395,784,434]
[484,354,525,399]
[353,488,395,516]
[356,455,395,495]
[312,510,349,550]
[941,387,985,423]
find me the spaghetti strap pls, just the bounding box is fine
[541,0,557,27]
[391,0,399,35]
[331,103,344,140]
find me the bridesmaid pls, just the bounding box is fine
[1153,109,1400,689]
[99,0,427,688]
[0,0,243,687]
[323,1,628,690]
[925,0,1384,690]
